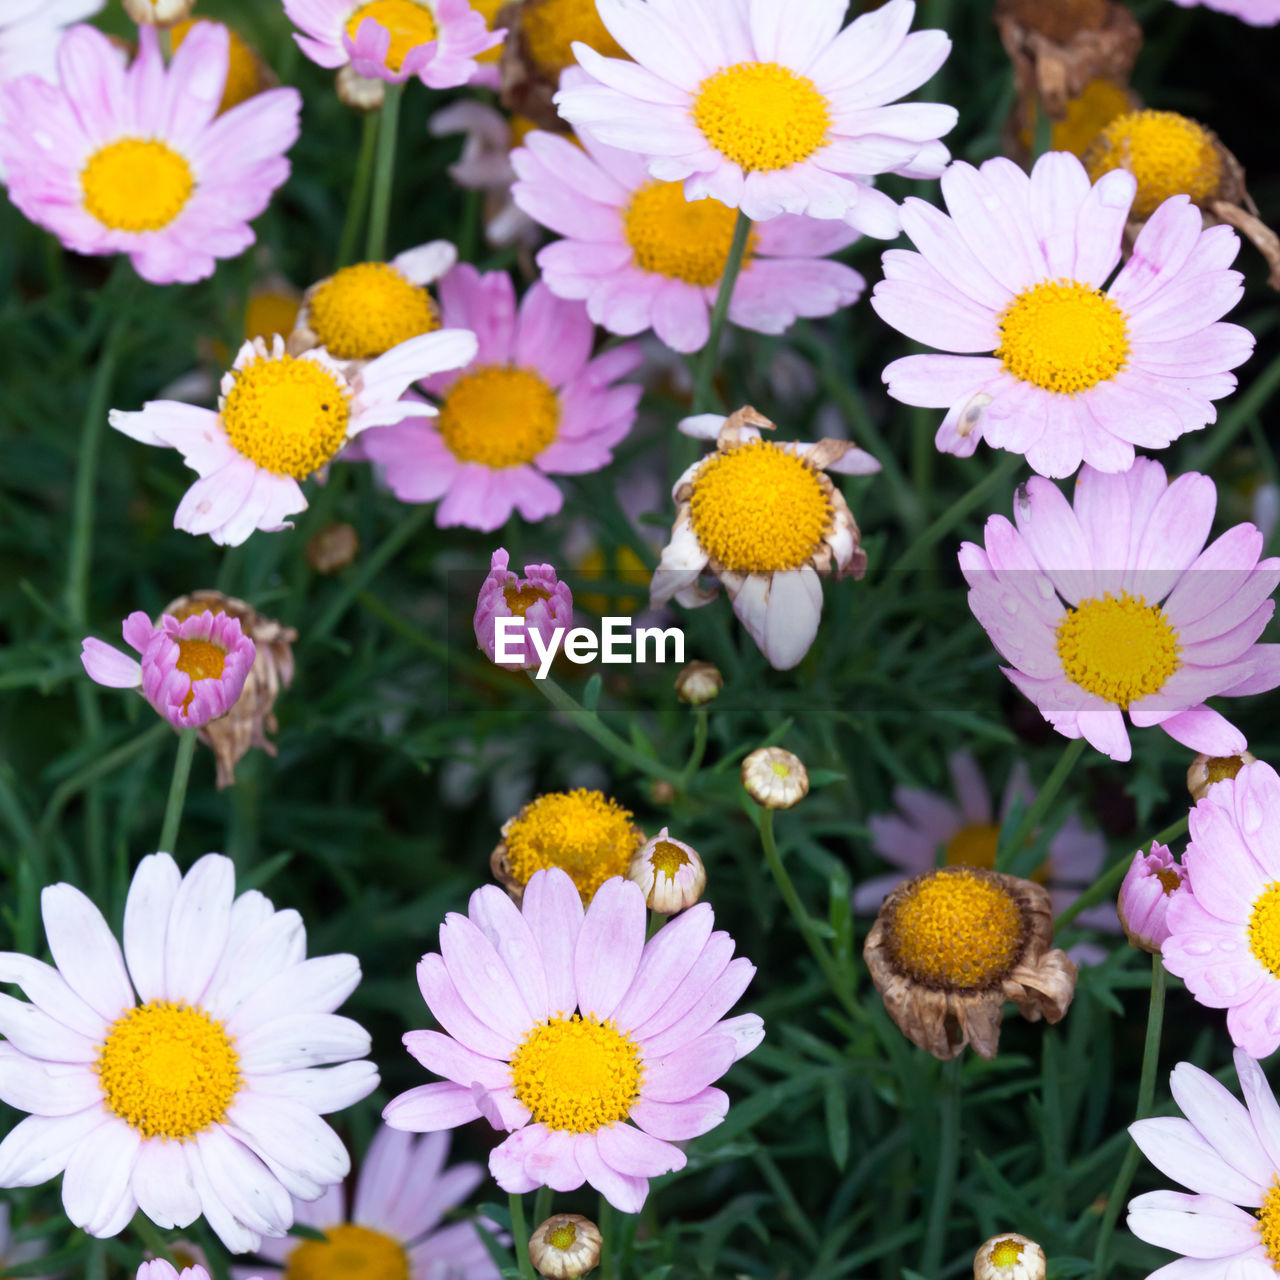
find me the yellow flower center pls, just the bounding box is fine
[436,366,559,468]
[245,290,303,345]
[1085,109,1223,218]
[509,1014,643,1132]
[504,788,642,901]
[944,823,1001,872]
[81,138,194,233]
[509,114,539,150]
[649,839,689,880]
[1249,884,1280,979]
[345,0,438,72]
[548,1223,578,1251]
[692,62,830,172]
[308,263,439,361]
[989,1237,1025,1268]
[1053,79,1131,157]
[96,1000,240,1140]
[175,637,227,710]
[1055,591,1180,709]
[887,867,1025,990]
[170,20,262,112]
[996,278,1129,394]
[284,1224,410,1280]
[1206,754,1249,786]
[1153,867,1183,895]
[622,180,758,287]
[221,352,352,479]
[522,0,627,75]
[503,583,552,617]
[471,0,505,62]
[1257,1176,1280,1267]
[689,440,832,573]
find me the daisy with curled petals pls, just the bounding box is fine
[358,266,642,532]
[959,460,1280,763]
[108,329,478,546]
[0,0,102,85]
[0,24,301,285]
[0,852,378,1251]
[383,867,763,1212]
[873,150,1255,478]
[510,123,866,354]
[650,406,880,672]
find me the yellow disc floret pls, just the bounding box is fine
[693,62,830,172]
[345,0,438,72]
[176,638,227,710]
[1051,79,1131,158]
[988,1238,1026,1269]
[623,181,758,287]
[1085,110,1223,218]
[944,823,1002,872]
[437,366,559,468]
[1259,1175,1280,1267]
[170,20,262,112]
[649,840,690,880]
[887,867,1026,990]
[1205,755,1249,786]
[96,1000,240,1139]
[509,1014,643,1132]
[308,263,439,361]
[996,279,1129,394]
[1055,591,1180,708]
[548,1222,578,1251]
[81,138,194,233]
[504,583,552,617]
[1249,884,1280,979]
[522,0,627,75]
[285,1224,410,1280]
[689,441,832,573]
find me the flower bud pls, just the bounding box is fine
[974,1233,1046,1280]
[306,523,359,574]
[336,64,386,111]
[675,660,722,705]
[474,548,573,671]
[628,827,706,914]
[1117,841,1185,954]
[123,0,196,26]
[742,747,809,809]
[529,1214,602,1279]
[1187,751,1257,802]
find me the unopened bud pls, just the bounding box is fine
[675,660,722,705]
[742,746,809,810]
[628,827,706,914]
[1187,750,1257,802]
[974,1233,1046,1280]
[336,64,386,111]
[529,1214,602,1278]
[123,0,196,26]
[307,523,359,574]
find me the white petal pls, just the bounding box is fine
[40,885,134,1023]
[123,853,182,1005]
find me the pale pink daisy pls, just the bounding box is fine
[383,867,763,1212]
[872,150,1255,477]
[1170,0,1280,22]
[553,0,956,234]
[1117,842,1185,954]
[474,548,574,670]
[358,266,642,532]
[108,329,477,546]
[510,123,866,353]
[959,460,1280,763]
[0,24,301,285]
[81,608,256,731]
[0,0,102,85]
[0,853,379,1251]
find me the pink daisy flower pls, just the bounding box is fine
[1170,0,1280,21]
[108,330,477,546]
[0,24,301,285]
[510,123,866,354]
[1128,1050,1280,1275]
[959,460,1280,763]
[474,548,574,670]
[81,608,256,731]
[872,150,1255,478]
[358,266,642,532]
[553,0,956,234]
[382,868,763,1212]
[285,0,501,87]
[1117,842,1185,954]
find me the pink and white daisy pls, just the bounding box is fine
[553,0,956,234]
[358,266,642,532]
[959,460,1280,763]
[0,0,102,85]
[0,24,301,285]
[1117,842,1185,954]
[108,329,477,546]
[0,853,378,1251]
[81,608,256,730]
[474,547,574,670]
[382,867,763,1212]
[511,123,866,353]
[1128,1050,1280,1274]
[285,0,501,87]
[1169,0,1280,22]
[872,150,1255,477]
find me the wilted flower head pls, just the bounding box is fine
[529,1213,602,1278]
[628,827,706,915]
[974,1233,1046,1280]
[675,661,723,706]
[1187,750,1258,801]
[742,747,809,810]
[474,548,574,671]
[1116,841,1186,953]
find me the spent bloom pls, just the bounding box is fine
[474,547,575,670]
[81,608,256,731]
[873,150,1254,477]
[1187,749,1257,802]
[627,828,706,915]
[960,460,1280,763]
[383,868,763,1213]
[528,1213,602,1279]
[0,0,103,85]
[0,853,378,1249]
[0,24,301,285]
[973,1234,1046,1280]
[554,0,957,234]
[742,747,809,810]
[1116,841,1185,953]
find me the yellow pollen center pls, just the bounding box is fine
[649,840,689,880]
[996,278,1129,393]
[221,353,351,479]
[175,638,227,710]
[888,868,1025,990]
[81,138,194,234]
[689,440,832,573]
[1153,867,1183,895]
[1258,1177,1280,1268]
[1085,110,1223,218]
[944,823,1002,872]
[1207,754,1248,785]
[509,1014,643,1132]
[170,20,261,112]
[504,789,642,901]
[95,1000,240,1139]
[346,0,438,71]
[522,0,628,75]
[1050,78,1131,157]
[1249,884,1280,979]
[989,1238,1025,1268]
[246,291,303,345]
[622,181,758,287]
[693,61,830,172]
[548,1223,578,1251]
[284,1224,410,1280]
[504,583,552,617]
[308,263,439,361]
[1055,591,1180,709]
[437,366,559,468]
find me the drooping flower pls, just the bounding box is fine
[510,124,866,353]
[383,868,763,1213]
[474,548,574,671]
[170,18,277,112]
[0,853,378,1250]
[651,407,879,671]
[0,0,103,85]
[0,24,301,285]
[358,266,642,532]
[959,460,1280,762]
[1116,841,1185,953]
[553,0,957,234]
[108,329,477,546]
[1168,0,1280,23]
[627,828,706,915]
[873,150,1254,477]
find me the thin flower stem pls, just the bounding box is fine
[678,706,709,785]
[532,1185,553,1231]
[919,1056,963,1278]
[509,1193,536,1280]
[692,210,751,413]
[337,111,380,268]
[157,729,198,855]
[365,81,404,262]
[1000,736,1088,864]
[597,1196,616,1280]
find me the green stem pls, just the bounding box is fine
[508,1193,536,1280]
[1091,955,1167,1280]
[157,729,198,854]
[337,111,379,268]
[597,1197,616,1280]
[365,81,403,262]
[919,1057,963,1278]
[999,737,1088,867]
[531,1185,553,1232]
[678,706,709,785]
[691,210,751,413]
